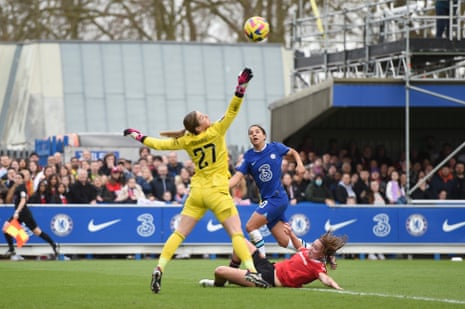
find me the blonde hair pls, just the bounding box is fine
[160,110,199,138]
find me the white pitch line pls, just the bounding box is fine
[301,288,465,305]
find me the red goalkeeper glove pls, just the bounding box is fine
[235,68,253,97]
[123,128,145,142]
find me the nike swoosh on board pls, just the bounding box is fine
[442,219,465,232]
[88,219,121,232]
[324,219,357,232]
[206,219,223,232]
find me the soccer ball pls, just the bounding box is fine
[243,16,269,42]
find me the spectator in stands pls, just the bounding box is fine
[46,155,58,172]
[183,159,195,177]
[124,67,262,293]
[139,146,151,158]
[291,172,308,203]
[93,175,114,204]
[150,155,164,178]
[411,174,434,200]
[68,169,97,204]
[60,174,73,193]
[115,176,145,204]
[33,165,53,192]
[353,169,370,204]
[340,160,352,176]
[50,182,68,204]
[28,180,48,204]
[2,167,16,189]
[367,180,386,205]
[281,158,290,176]
[436,0,457,38]
[80,150,92,162]
[80,160,91,174]
[229,124,306,257]
[131,162,143,182]
[166,152,183,178]
[334,173,356,204]
[105,166,125,201]
[175,167,191,189]
[451,161,465,199]
[370,168,386,196]
[9,159,20,172]
[0,180,8,204]
[18,158,29,171]
[68,156,80,179]
[430,165,455,198]
[28,152,41,166]
[28,160,41,184]
[118,158,134,181]
[174,183,189,205]
[385,170,406,204]
[325,164,339,195]
[282,172,299,205]
[0,155,11,178]
[137,166,157,200]
[88,160,100,182]
[152,164,176,202]
[304,173,336,206]
[45,174,60,202]
[161,191,174,204]
[99,153,117,176]
[438,189,448,200]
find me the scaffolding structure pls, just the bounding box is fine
[290,0,465,88]
[289,0,465,200]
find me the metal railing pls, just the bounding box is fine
[290,0,465,53]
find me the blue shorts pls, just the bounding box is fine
[255,193,288,230]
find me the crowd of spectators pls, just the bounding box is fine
[1,140,465,206]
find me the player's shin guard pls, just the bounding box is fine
[249,229,266,257]
[231,232,256,272]
[158,231,185,270]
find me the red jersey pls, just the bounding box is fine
[274,248,327,288]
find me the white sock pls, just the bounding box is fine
[249,229,266,256]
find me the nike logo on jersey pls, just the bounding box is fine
[324,219,357,232]
[206,219,223,232]
[88,219,121,232]
[442,219,465,232]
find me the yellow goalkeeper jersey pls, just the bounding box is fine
[143,95,243,190]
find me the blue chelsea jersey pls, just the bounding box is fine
[236,142,290,200]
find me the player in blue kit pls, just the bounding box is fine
[229,124,306,258]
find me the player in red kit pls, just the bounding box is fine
[199,223,346,289]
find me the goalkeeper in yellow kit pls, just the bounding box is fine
[124,68,269,293]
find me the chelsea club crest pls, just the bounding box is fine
[406,214,428,237]
[289,214,310,236]
[50,214,73,237]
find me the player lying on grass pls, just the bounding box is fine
[199,223,347,289]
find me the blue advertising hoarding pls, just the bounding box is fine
[1,203,464,245]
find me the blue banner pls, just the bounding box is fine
[1,203,464,244]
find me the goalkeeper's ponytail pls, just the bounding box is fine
[160,130,186,138]
[159,110,199,138]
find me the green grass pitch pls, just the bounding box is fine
[0,257,464,308]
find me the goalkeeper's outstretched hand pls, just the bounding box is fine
[235,68,253,97]
[124,128,145,142]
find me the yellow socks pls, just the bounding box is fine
[157,231,185,270]
[231,232,256,272]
